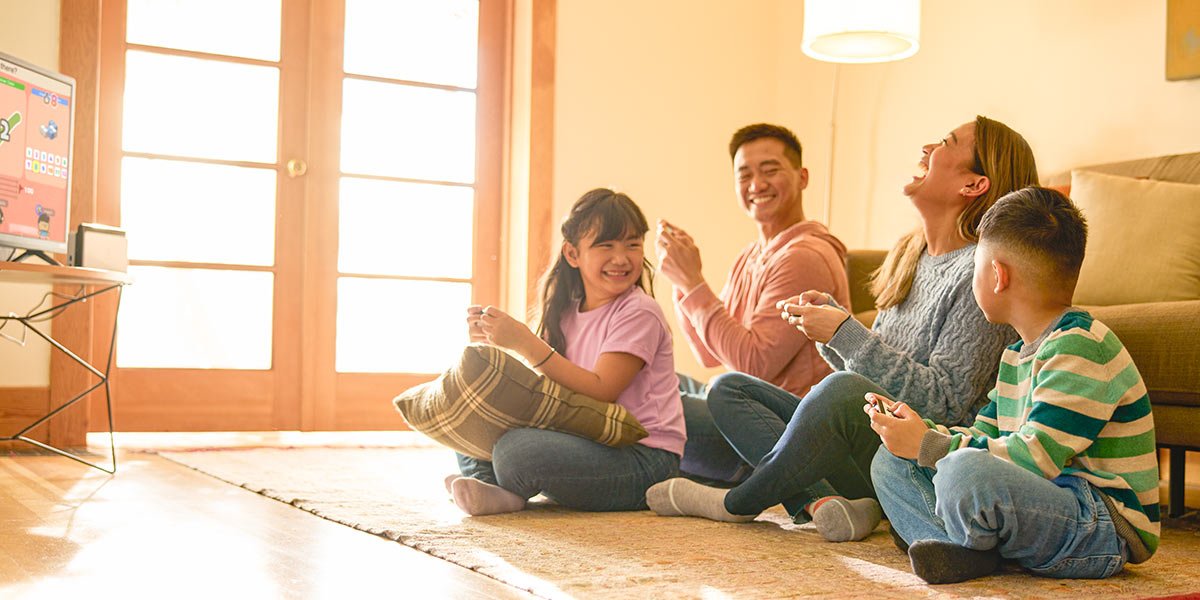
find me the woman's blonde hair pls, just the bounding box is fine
[870,115,1039,310]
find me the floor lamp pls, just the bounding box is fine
[801,0,921,230]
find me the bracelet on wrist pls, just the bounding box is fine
[531,346,556,369]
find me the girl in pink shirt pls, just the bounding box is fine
[448,188,684,515]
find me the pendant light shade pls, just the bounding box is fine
[802,0,921,64]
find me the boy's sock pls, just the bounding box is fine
[645,478,756,523]
[450,477,527,516]
[888,523,909,553]
[806,496,882,542]
[444,474,461,495]
[908,540,1000,584]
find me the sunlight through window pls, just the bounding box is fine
[336,278,470,373]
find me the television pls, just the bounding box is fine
[0,50,74,263]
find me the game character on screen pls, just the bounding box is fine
[37,209,50,238]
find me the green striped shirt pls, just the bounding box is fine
[930,310,1160,558]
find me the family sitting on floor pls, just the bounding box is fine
[434,120,1160,585]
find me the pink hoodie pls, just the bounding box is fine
[675,220,850,397]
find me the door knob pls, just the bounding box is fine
[286,159,308,178]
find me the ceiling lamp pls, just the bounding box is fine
[802,0,921,64]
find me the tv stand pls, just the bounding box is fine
[0,262,131,473]
[11,249,63,266]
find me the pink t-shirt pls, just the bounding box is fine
[559,287,686,456]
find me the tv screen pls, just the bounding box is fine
[0,51,74,259]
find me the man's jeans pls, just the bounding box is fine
[872,446,1129,578]
[711,371,882,520]
[678,374,749,482]
[457,428,679,512]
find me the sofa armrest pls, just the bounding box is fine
[1086,300,1200,407]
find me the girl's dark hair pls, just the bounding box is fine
[534,188,654,354]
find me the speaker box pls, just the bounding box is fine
[68,223,128,272]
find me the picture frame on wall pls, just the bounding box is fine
[1166,0,1200,80]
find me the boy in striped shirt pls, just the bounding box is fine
[867,187,1159,584]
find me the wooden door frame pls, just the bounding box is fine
[309,0,512,430]
[61,0,542,432]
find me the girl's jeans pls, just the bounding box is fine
[457,428,679,511]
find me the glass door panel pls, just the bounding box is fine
[336,178,473,278]
[101,0,500,430]
[343,0,478,87]
[122,51,279,162]
[116,32,283,374]
[121,157,277,265]
[126,0,282,61]
[335,278,471,373]
[117,267,274,369]
[339,80,476,183]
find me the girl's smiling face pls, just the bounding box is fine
[564,228,645,311]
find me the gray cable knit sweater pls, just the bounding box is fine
[819,244,1016,426]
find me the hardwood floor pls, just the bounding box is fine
[5,433,1197,599]
[0,434,530,599]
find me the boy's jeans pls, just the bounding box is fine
[872,446,1128,579]
[457,428,679,512]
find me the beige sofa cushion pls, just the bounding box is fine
[1071,170,1200,306]
[1087,301,1200,408]
[393,344,647,460]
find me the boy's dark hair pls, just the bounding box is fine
[977,186,1088,284]
[728,123,803,168]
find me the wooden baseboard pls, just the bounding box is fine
[0,387,51,450]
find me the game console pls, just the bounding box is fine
[68,222,127,272]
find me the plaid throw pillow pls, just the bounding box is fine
[393,344,648,460]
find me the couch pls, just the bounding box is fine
[844,151,1200,517]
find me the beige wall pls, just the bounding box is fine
[554,0,802,381]
[553,0,1200,380]
[0,0,60,387]
[784,0,1200,251]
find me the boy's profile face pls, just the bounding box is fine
[972,241,1004,324]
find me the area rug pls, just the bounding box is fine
[158,447,1200,599]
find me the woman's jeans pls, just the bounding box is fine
[872,446,1129,579]
[678,374,749,482]
[715,371,886,520]
[456,428,679,512]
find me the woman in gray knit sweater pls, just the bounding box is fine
[645,116,1038,541]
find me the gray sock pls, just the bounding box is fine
[908,540,1000,584]
[809,496,882,542]
[451,477,527,516]
[645,477,756,523]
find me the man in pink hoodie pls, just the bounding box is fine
[657,123,850,482]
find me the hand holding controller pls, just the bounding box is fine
[864,392,892,417]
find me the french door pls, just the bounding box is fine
[95,0,504,430]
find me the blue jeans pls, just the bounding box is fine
[456,428,679,512]
[714,371,881,520]
[678,374,750,482]
[872,446,1129,579]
